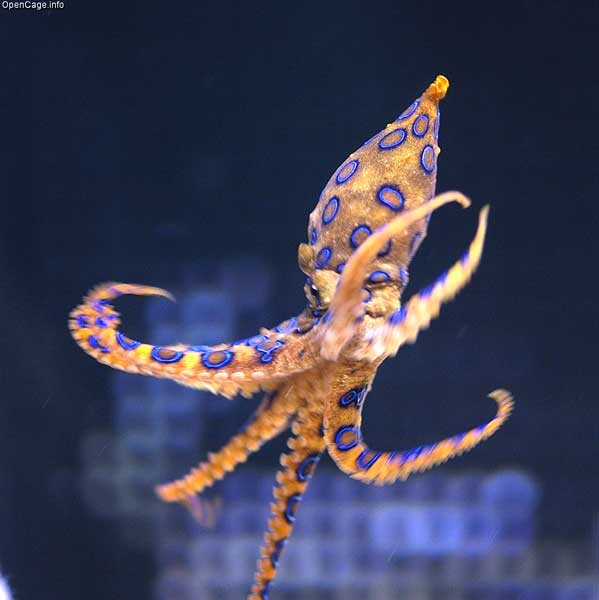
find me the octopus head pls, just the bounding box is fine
[301,75,449,311]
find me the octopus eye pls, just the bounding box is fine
[310,285,319,296]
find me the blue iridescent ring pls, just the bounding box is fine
[379,128,407,150]
[116,332,141,350]
[151,346,184,363]
[322,196,340,224]
[350,224,372,249]
[88,335,110,354]
[377,240,392,257]
[271,539,286,568]
[315,247,332,268]
[76,315,89,328]
[201,349,234,369]
[339,387,365,408]
[356,449,382,470]
[285,494,301,523]
[421,145,435,173]
[310,228,318,244]
[296,454,320,482]
[335,425,359,451]
[389,307,407,325]
[377,185,405,211]
[368,270,390,284]
[275,317,297,333]
[396,100,419,121]
[336,159,359,184]
[412,114,429,137]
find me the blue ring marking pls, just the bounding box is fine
[91,300,106,313]
[399,267,409,287]
[409,232,422,257]
[451,433,466,447]
[322,311,331,324]
[335,262,345,274]
[421,145,435,173]
[297,454,320,482]
[379,128,407,150]
[434,112,441,142]
[88,335,110,353]
[475,424,487,435]
[335,425,359,451]
[356,449,382,470]
[246,335,269,347]
[350,224,371,249]
[420,283,435,298]
[377,185,405,211]
[389,307,407,325]
[188,344,213,352]
[403,446,424,463]
[377,240,392,257]
[275,317,297,333]
[76,315,89,328]
[310,228,318,245]
[460,250,470,265]
[315,247,332,268]
[271,539,287,568]
[116,332,141,350]
[261,580,271,600]
[95,317,109,328]
[362,288,372,303]
[322,196,340,224]
[151,347,184,363]
[201,349,234,369]
[387,450,406,465]
[339,387,366,408]
[396,100,419,121]
[255,340,284,364]
[368,270,391,284]
[336,159,359,184]
[284,494,301,524]
[412,114,429,137]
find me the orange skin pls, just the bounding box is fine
[69,76,513,599]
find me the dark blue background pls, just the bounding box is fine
[1,1,598,598]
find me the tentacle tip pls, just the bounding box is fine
[458,195,472,209]
[160,290,177,303]
[488,388,514,405]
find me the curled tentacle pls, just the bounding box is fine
[319,192,471,361]
[156,384,298,507]
[324,382,513,485]
[352,205,489,361]
[69,282,319,399]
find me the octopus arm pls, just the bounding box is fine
[324,386,513,485]
[156,383,298,507]
[319,191,471,361]
[353,205,489,361]
[249,401,326,600]
[69,282,317,399]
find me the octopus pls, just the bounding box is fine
[69,75,513,599]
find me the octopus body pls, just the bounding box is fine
[69,75,513,599]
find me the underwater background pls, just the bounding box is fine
[1,1,598,598]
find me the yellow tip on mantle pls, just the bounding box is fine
[425,74,450,101]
